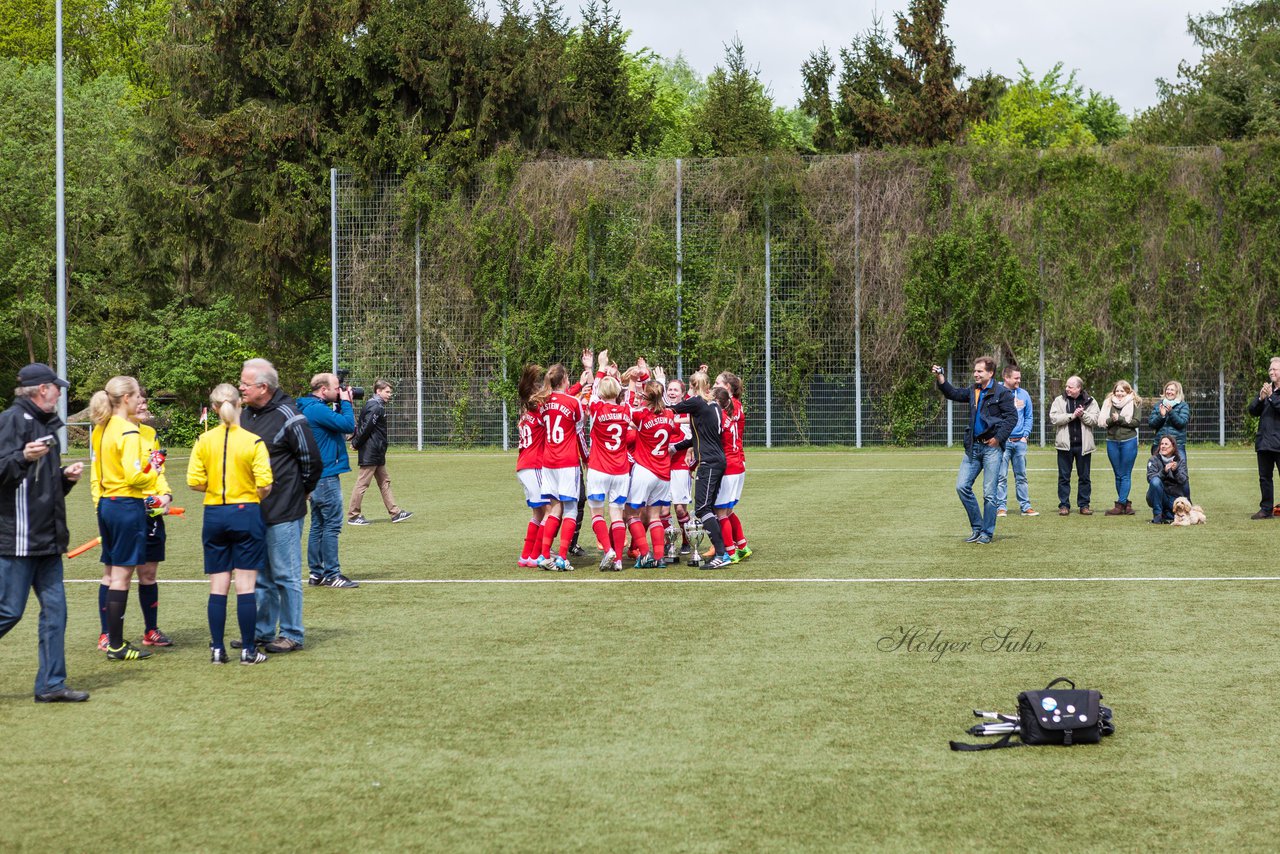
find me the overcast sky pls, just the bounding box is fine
[560,0,1223,115]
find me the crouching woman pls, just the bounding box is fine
[1146,435,1188,524]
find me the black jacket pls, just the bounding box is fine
[0,398,76,556]
[937,378,1018,452]
[1248,388,1280,453]
[1146,452,1189,498]
[351,396,389,467]
[671,395,726,468]
[241,388,322,525]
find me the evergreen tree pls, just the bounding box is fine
[799,46,837,152]
[692,37,779,156]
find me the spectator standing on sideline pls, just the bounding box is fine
[995,365,1038,518]
[1247,357,1280,520]
[932,357,1018,545]
[239,359,322,652]
[348,380,412,526]
[297,373,359,588]
[0,364,88,702]
[1049,376,1100,515]
[1100,380,1142,516]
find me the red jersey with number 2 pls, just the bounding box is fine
[516,411,544,471]
[632,408,678,479]
[722,399,746,476]
[588,400,633,475]
[539,392,584,469]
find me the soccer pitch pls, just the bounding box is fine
[3,448,1278,851]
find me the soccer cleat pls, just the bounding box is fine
[321,574,359,588]
[210,646,230,664]
[613,559,624,571]
[653,558,667,569]
[106,642,151,661]
[537,556,556,571]
[348,515,371,526]
[97,633,109,651]
[308,573,324,586]
[142,628,173,647]
[568,544,587,557]
[737,545,752,560]
[679,545,691,556]
[554,556,573,572]
[634,555,656,569]
[703,554,734,569]
[240,647,268,665]
[728,550,742,564]
[599,549,617,571]
[390,510,413,523]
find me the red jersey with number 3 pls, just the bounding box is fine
[587,400,633,475]
[632,408,678,479]
[722,399,746,476]
[516,411,544,471]
[539,392,584,469]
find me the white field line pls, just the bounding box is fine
[63,576,1280,585]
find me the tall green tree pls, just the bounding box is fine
[799,46,837,152]
[691,38,780,156]
[1134,0,1280,143]
[970,62,1126,148]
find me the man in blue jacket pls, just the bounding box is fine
[298,373,359,588]
[932,357,1019,544]
[995,365,1039,518]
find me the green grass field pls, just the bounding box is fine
[3,447,1279,851]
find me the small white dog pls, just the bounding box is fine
[1171,496,1207,526]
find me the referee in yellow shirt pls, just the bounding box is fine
[187,384,273,665]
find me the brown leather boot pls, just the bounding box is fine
[1104,502,1124,516]
[1123,501,1135,515]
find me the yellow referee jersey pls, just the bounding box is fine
[91,415,159,502]
[187,423,273,506]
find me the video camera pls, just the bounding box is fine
[335,369,365,401]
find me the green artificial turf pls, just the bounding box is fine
[2,448,1278,851]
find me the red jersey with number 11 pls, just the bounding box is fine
[538,392,584,469]
[722,399,746,476]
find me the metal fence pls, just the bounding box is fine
[330,155,1264,449]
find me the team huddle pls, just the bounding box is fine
[515,350,751,571]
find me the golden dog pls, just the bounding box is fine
[1171,496,1206,526]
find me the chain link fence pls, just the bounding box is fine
[332,153,1267,448]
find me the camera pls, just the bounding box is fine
[335,369,365,401]
[37,435,56,447]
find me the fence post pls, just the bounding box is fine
[946,354,954,447]
[1038,251,1046,447]
[415,213,424,451]
[329,167,338,374]
[1219,363,1226,446]
[675,158,683,381]
[764,159,773,449]
[854,154,862,449]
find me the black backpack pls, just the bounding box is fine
[950,678,1115,751]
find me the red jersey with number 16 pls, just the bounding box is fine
[588,400,633,475]
[516,411,544,471]
[722,399,746,476]
[538,392,584,469]
[632,408,678,479]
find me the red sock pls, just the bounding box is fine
[676,509,691,546]
[729,512,746,548]
[610,521,627,558]
[541,515,561,558]
[720,518,735,555]
[522,520,541,559]
[558,518,577,559]
[629,519,649,555]
[648,521,666,560]
[591,514,609,551]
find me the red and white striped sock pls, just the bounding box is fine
[521,519,541,560]
[729,512,747,548]
[610,521,627,558]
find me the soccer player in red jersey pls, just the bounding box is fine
[584,371,634,571]
[533,364,585,570]
[627,380,678,568]
[662,376,693,555]
[515,365,548,567]
[714,371,750,561]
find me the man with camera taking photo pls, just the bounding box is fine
[297,373,359,588]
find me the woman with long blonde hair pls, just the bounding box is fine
[187,384,273,664]
[89,376,158,661]
[1099,380,1143,515]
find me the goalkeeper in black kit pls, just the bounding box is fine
[670,371,734,569]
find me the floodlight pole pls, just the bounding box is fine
[55,0,68,449]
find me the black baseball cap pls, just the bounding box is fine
[17,363,69,389]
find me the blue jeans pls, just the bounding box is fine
[1107,437,1139,504]
[957,442,1003,537]
[307,476,344,580]
[997,439,1030,512]
[1146,476,1176,521]
[257,517,304,644]
[0,554,68,695]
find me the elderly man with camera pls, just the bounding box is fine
[297,372,359,588]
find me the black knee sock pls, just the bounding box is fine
[98,583,110,634]
[700,512,727,555]
[138,583,159,632]
[208,593,227,650]
[106,589,128,648]
[236,593,257,651]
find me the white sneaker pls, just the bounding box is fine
[599,549,616,571]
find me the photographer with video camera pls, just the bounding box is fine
[297,373,359,588]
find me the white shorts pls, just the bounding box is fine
[516,469,548,507]
[627,466,671,508]
[585,468,629,505]
[540,466,581,502]
[714,472,745,508]
[669,470,692,505]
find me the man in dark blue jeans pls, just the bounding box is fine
[0,363,89,702]
[933,357,1018,544]
[297,373,359,588]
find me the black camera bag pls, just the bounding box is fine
[950,678,1114,751]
